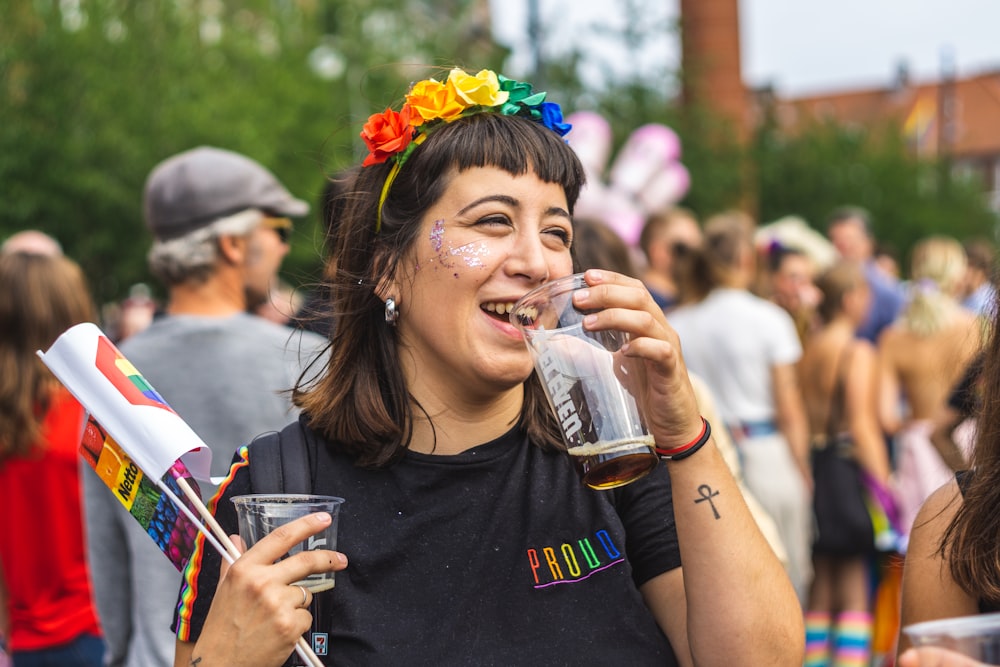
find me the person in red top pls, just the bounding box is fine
[0,249,104,666]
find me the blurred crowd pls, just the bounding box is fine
[589,202,997,667]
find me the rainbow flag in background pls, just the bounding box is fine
[903,94,936,154]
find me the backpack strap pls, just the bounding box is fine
[247,416,313,495]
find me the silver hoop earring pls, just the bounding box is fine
[384,297,398,326]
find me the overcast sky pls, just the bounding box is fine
[490,0,1000,96]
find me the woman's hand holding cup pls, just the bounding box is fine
[191,512,347,667]
[571,269,704,450]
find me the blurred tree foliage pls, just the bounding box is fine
[751,112,998,264]
[1,0,504,307]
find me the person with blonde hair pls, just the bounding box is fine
[0,229,63,257]
[879,235,983,545]
[0,252,103,666]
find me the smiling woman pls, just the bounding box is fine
[170,67,805,667]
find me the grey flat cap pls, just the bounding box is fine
[143,146,309,241]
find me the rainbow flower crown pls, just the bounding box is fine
[360,68,572,230]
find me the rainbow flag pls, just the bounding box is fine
[39,323,221,570]
[39,323,216,483]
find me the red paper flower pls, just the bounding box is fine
[360,106,414,167]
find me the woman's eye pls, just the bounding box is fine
[476,215,511,228]
[545,227,572,246]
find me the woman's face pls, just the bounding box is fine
[389,165,574,402]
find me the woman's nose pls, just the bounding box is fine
[505,232,550,285]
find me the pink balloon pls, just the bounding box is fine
[598,190,645,247]
[608,124,682,195]
[573,179,609,223]
[566,111,613,178]
[637,162,691,212]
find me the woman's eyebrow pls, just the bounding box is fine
[457,194,518,216]
[546,206,571,221]
[456,196,571,221]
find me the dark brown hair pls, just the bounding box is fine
[294,112,586,467]
[638,206,699,259]
[963,237,996,277]
[0,252,96,460]
[814,260,864,323]
[940,300,1000,605]
[572,217,637,277]
[674,210,755,304]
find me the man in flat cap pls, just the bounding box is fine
[82,147,327,667]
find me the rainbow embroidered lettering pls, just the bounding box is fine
[527,529,624,588]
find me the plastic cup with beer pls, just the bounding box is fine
[232,494,345,593]
[510,273,659,490]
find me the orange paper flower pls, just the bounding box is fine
[405,78,468,126]
[360,106,414,167]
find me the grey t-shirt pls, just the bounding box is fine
[83,313,326,667]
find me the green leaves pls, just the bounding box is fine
[1,0,504,306]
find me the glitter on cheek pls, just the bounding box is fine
[429,219,445,252]
[449,241,490,269]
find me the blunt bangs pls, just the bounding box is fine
[386,114,586,225]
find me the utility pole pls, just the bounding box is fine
[678,0,755,213]
[678,0,747,141]
[527,0,545,89]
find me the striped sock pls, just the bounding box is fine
[805,610,832,667]
[833,610,872,667]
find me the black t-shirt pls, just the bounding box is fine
[174,424,681,665]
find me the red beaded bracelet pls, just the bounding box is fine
[655,417,712,461]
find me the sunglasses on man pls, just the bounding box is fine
[261,216,293,244]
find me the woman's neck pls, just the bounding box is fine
[407,385,524,456]
[820,316,856,341]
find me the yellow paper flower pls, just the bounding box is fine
[405,78,468,125]
[448,68,509,107]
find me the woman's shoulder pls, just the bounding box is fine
[845,337,876,366]
[912,477,964,539]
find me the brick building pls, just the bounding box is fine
[762,67,1000,213]
[676,0,1000,213]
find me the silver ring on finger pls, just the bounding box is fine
[295,584,309,608]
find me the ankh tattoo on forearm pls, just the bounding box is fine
[694,484,721,519]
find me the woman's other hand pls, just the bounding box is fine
[176,512,347,667]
